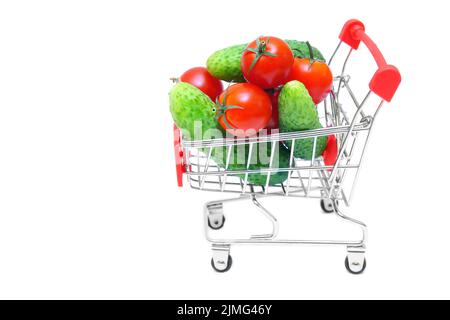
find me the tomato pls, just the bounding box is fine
[323,135,338,169]
[241,37,294,89]
[266,90,280,132]
[288,43,333,104]
[216,83,272,137]
[180,67,223,101]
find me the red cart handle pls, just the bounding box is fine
[339,19,401,102]
[173,124,185,187]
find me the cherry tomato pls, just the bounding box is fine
[180,67,223,101]
[241,37,294,89]
[216,83,272,137]
[287,42,333,104]
[266,90,280,132]
[323,135,338,169]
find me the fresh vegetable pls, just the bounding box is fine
[278,80,319,131]
[323,135,338,168]
[278,80,327,160]
[169,82,222,140]
[284,40,325,61]
[288,42,333,104]
[241,37,294,89]
[211,143,290,186]
[206,44,247,82]
[290,123,328,160]
[206,41,324,84]
[216,83,272,137]
[180,67,223,101]
[266,90,280,131]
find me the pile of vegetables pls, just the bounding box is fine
[169,36,337,186]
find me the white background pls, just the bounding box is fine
[0,0,449,299]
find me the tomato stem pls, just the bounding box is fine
[306,41,314,61]
[306,41,316,70]
[215,87,244,130]
[245,37,277,73]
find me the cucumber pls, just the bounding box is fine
[206,44,247,83]
[279,80,318,132]
[211,143,290,186]
[284,40,325,61]
[206,41,325,83]
[169,82,222,140]
[278,80,327,160]
[287,123,328,160]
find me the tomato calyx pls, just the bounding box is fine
[305,41,320,70]
[215,88,244,130]
[245,37,277,73]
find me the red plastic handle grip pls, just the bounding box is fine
[339,19,401,102]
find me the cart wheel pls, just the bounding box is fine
[211,255,232,273]
[320,199,336,213]
[345,256,366,275]
[208,214,225,230]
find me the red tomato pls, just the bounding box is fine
[241,37,294,89]
[216,83,272,137]
[323,135,338,169]
[180,67,223,101]
[266,90,280,132]
[288,57,333,105]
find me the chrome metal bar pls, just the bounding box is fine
[297,169,307,196]
[185,148,191,184]
[343,79,367,119]
[323,98,329,126]
[187,164,361,177]
[204,195,364,246]
[242,143,254,193]
[307,137,318,196]
[334,127,360,196]
[182,123,371,148]
[191,176,327,185]
[329,91,372,190]
[285,139,296,196]
[250,195,279,240]
[333,199,367,245]
[221,145,233,192]
[348,100,384,204]
[200,147,213,189]
[264,141,277,194]
[336,48,353,100]
[328,41,342,67]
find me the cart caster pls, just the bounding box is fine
[320,199,336,213]
[208,214,225,230]
[211,255,232,273]
[211,245,232,273]
[345,249,366,274]
[206,202,225,230]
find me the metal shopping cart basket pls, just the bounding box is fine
[173,20,401,274]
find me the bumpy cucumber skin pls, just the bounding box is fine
[169,82,221,140]
[211,143,290,186]
[279,81,318,132]
[284,40,325,61]
[278,80,327,160]
[287,125,328,160]
[206,44,247,83]
[207,41,324,83]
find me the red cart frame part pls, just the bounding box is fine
[173,124,185,187]
[339,19,401,102]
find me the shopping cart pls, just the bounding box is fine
[173,19,401,274]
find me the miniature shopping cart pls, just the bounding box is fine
[173,20,401,274]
